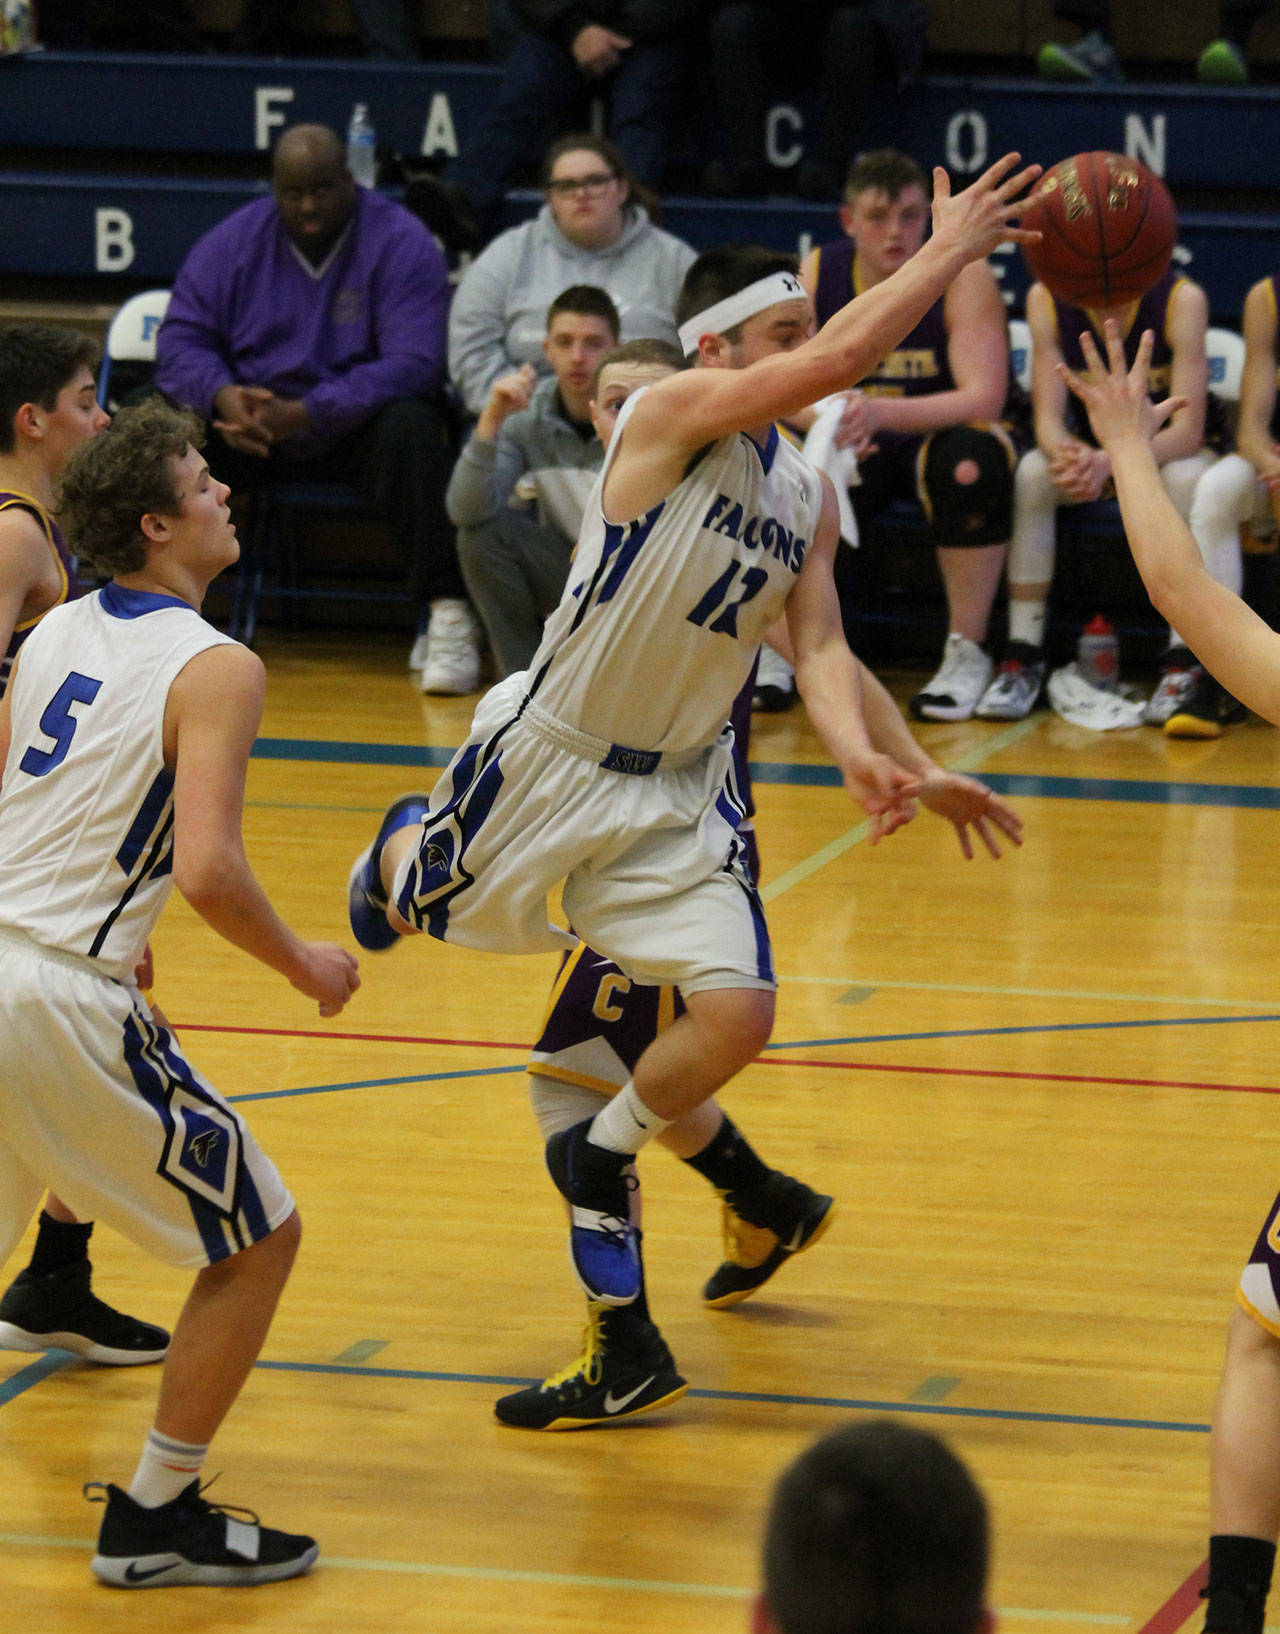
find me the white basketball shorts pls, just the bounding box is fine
[0,927,294,1270]
[391,678,775,994]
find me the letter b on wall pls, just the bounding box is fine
[95,208,135,272]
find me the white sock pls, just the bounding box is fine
[588,1082,670,1156]
[1008,599,1047,650]
[128,1428,208,1509]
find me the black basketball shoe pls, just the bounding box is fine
[702,1171,835,1307]
[495,1304,687,1431]
[86,1479,317,1587]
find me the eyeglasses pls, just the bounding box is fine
[547,172,618,196]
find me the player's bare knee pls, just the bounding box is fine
[687,986,774,1066]
[260,1207,302,1274]
[1227,1302,1280,1362]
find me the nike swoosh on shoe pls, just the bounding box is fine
[603,1377,656,1414]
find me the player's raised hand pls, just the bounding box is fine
[931,152,1043,264]
[917,770,1024,860]
[291,942,361,1017]
[841,751,922,844]
[1057,323,1185,450]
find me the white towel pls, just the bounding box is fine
[801,396,860,547]
[1047,663,1146,730]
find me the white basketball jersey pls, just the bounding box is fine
[0,584,236,979]
[526,391,824,753]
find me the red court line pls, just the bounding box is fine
[172,1023,1273,1095]
[1134,1559,1208,1634]
[763,1056,1279,1096]
[174,1022,527,1051]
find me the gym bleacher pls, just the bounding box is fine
[3,0,1276,652]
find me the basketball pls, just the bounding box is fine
[1020,151,1177,309]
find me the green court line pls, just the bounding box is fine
[909,1376,963,1403]
[0,1531,1130,1619]
[760,718,1039,904]
[332,1340,389,1365]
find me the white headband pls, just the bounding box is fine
[677,270,807,357]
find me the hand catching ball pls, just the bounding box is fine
[1020,151,1177,309]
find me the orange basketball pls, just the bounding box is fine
[1020,151,1177,309]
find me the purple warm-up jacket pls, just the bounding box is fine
[155,186,449,457]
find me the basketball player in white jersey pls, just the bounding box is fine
[0,398,359,1586]
[0,322,171,1369]
[349,153,1035,1311]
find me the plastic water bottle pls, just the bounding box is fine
[1077,614,1120,692]
[346,103,377,188]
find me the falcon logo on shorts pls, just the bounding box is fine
[424,837,454,877]
[161,1092,243,1218]
[186,1128,223,1170]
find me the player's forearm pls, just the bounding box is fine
[873,380,1004,436]
[1148,410,1205,468]
[1237,417,1280,479]
[854,663,936,778]
[796,238,971,407]
[792,639,877,774]
[1108,432,1208,617]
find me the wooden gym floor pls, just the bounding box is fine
[3,629,1279,1633]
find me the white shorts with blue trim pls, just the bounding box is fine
[0,927,294,1270]
[392,676,775,995]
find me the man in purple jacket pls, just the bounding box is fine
[156,122,481,694]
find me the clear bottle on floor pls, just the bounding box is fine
[1077,614,1119,692]
[346,103,377,188]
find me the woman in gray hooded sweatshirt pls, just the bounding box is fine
[448,133,696,418]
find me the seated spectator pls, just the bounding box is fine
[448,134,695,419]
[448,286,622,676]
[797,150,1029,722]
[1038,0,1272,85]
[155,122,481,695]
[1187,270,1280,734]
[756,1417,993,1634]
[231,0,420,58]
[704,0,927,202]
[36,0,203,51]
[428,0,698,242]
[977,265,1231,729]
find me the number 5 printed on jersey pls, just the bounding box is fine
[19,671,103,777]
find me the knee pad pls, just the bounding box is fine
[918,425,1016,546]
[528,1072,610,1141]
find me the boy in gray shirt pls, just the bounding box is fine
[447,287,619,677]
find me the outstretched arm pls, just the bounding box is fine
[1061,323,1280,725]
[630,154,1042,458]
[166,644,361,1016]
[785,482,921,842]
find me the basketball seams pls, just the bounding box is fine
[1022,149,1176,309]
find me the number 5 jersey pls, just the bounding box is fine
[0,584,234,979]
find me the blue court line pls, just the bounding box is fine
[250,1359,1209,1434]
[229,1063,523,1103]
[254,737,457,768]
[752,763,1280,806]
[0,1351,78,1404]
[250,737,1280,811]
[0,1347,1211,1436]
[213,1013,1277,1109]
[770,1012,1280,1051]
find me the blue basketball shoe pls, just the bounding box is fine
[347,794,432,951]
[545,1120,640,1306]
